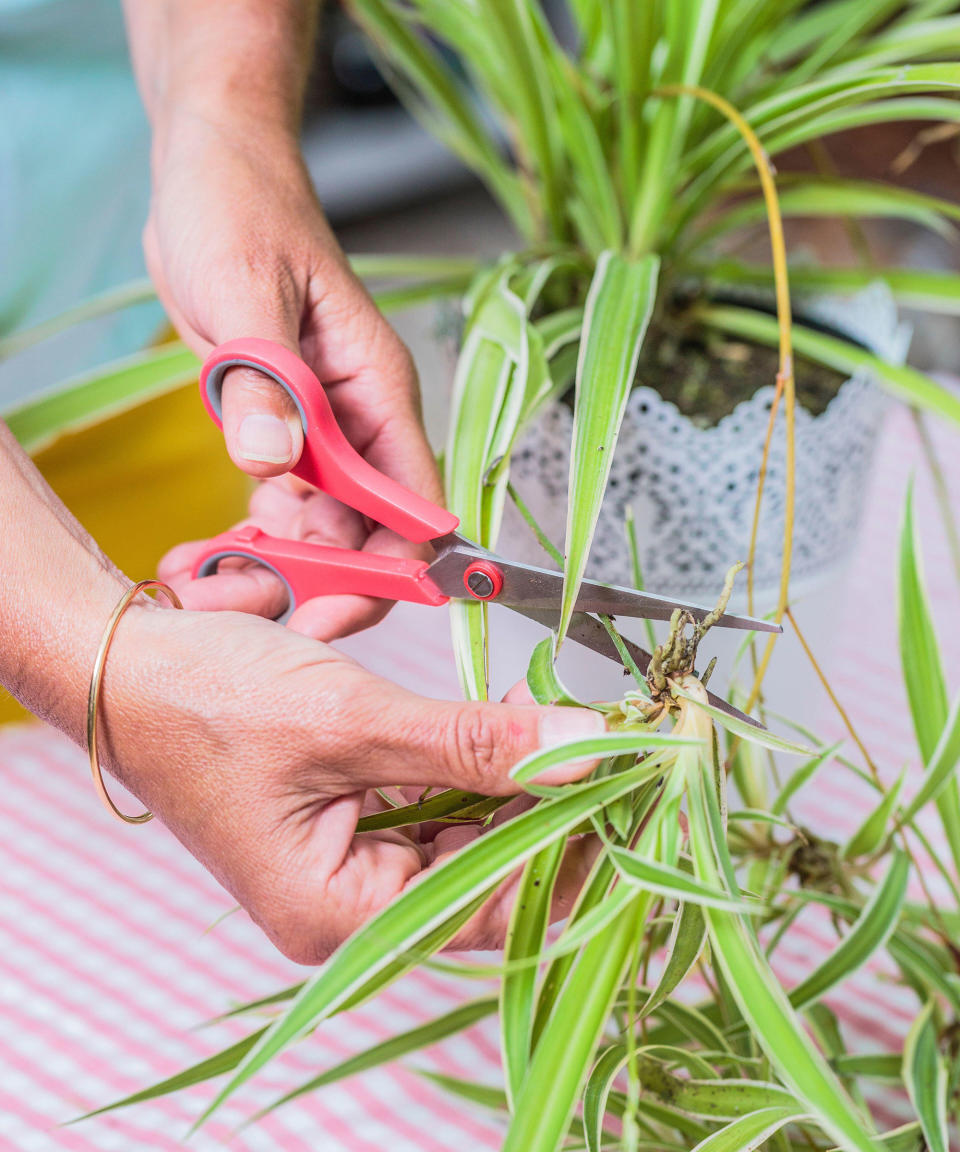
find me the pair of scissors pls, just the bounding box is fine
[193,338,778,727]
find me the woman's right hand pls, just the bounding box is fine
[102,602,605,963]
[0,421,604,965]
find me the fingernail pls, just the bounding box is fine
[538,708,607,750]
[237,413,294,464]
[531,709,608,785]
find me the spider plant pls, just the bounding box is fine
[81,489,960,1152]
[9,2,960,1149]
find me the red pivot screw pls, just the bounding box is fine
[463,560,503,600]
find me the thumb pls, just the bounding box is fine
[219,332,305,479]
[369,695,609,796]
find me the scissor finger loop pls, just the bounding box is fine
[192,338,780,729]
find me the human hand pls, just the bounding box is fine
[104,604,606,962]
[0,421,603,967]
[147,117,442,633]
[147,117,437,495]
[158,473,405,641]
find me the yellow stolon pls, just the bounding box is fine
[1,382,251,724]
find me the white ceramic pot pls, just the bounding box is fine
[500,282,910,616]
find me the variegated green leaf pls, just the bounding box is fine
[559,251,660,644]
[6,343,199,453]
[688,1106,807,1152]
[788,850,909,1012]
[897,483,960,876]
[700,304,960,427]
[641,895,707,1017]
[250,998,498,1120]
[195,741,680,1127]
[773,742,842,816]
[501,840,565,1109]
[684,712,885,1152]
[903,1000,949,1152]
[608,844,756,911]
[843,769,906,859]
[899,688,960,827]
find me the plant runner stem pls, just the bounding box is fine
[787,608,956,938]
[506,481,564,568]
[655,83,795,714]
[625,506,658,653]
[785,608,880,785]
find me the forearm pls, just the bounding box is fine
[122,0,319,162]
[0,422,130,741]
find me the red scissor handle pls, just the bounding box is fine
[192,526,449,618]
[200,338,459,543]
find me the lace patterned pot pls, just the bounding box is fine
[500,283,911,613]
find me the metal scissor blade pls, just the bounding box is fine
[511,604,765,731]
[428,535,780,634]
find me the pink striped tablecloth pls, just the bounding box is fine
[1,404,959,1150]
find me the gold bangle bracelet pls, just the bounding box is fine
[87,579,183,825]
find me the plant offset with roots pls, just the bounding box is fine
[646,561,743,712]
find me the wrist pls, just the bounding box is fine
[2,554,131,742]
[90,594,185,800]
[150,99,303,180]
[127,1,316,175]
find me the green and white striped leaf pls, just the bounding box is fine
[773,742,843,815]
[787,850,909,1012]
[559,252,660,644]
[194,742,679,1127]
[501,840,565,1109]
[899,688,960,826]
[445,273,526,699]
[5,343,199,453]
[502,894,654,1152]
[673,685,810,755]
[689,1105,807,1152]
[699,262,960,316]
[641,896,707,1017]
[0,279,156,361]
[608,845,756,911]
[510,732,696,786]
[531,846,619,1048]
[897,483,960,876]
[700,304,960,427]
[903,1000,950,1152]
[583,1044,631,1152]
[250,998,498,1120]
[348,0,530,233]
[685,739,884,1152]
[701,179,960,245]
[83,884,494,1119]
[417,1070,508,1112]
[526,636,583,706]
[843,770,906,859]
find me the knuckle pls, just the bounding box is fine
[379,332,419,400]
[448,707,506,792]
[391,338,418,388]
[223,368,299,422]
[228,248,303,334]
